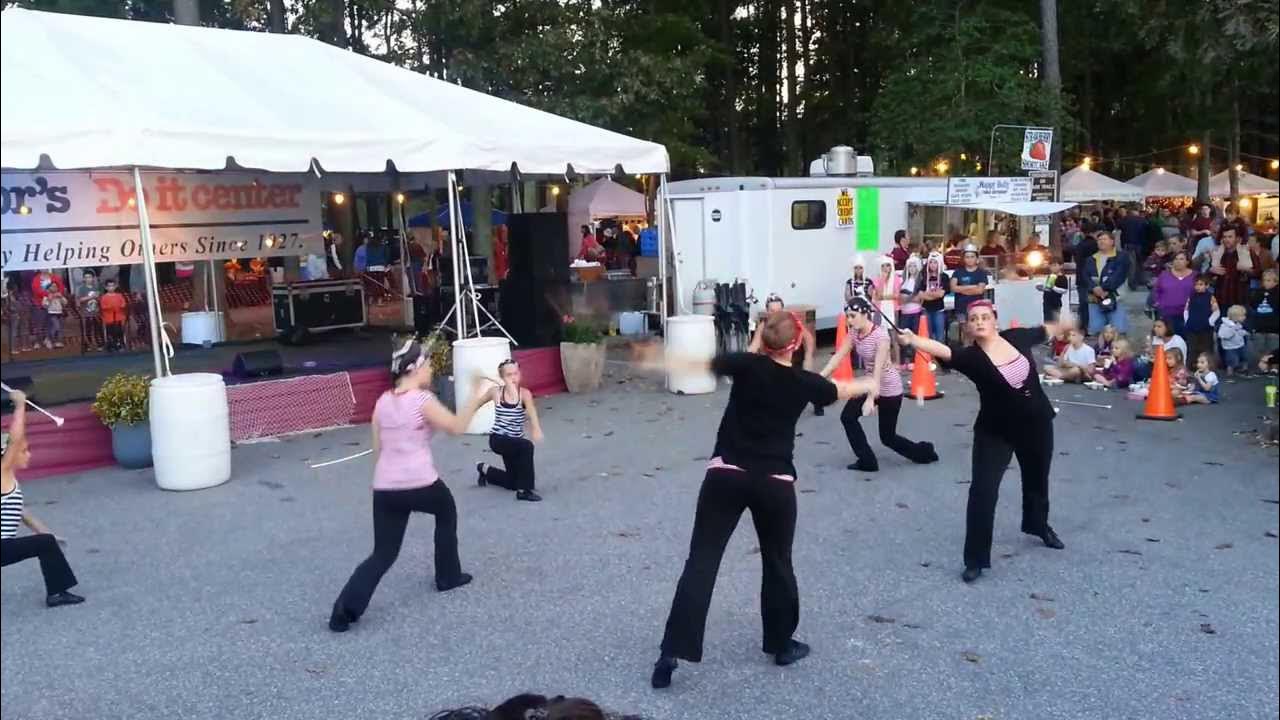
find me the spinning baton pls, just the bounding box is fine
[309,449,372,468]
[1,382,65,427]
[1054,399,1112,409]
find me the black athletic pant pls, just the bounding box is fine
[840,395,936,467]
[334,482,463,618]
[482,434,535,491]
[965,423,1053,569]
[660,468,798,662]
[1,534,78,595]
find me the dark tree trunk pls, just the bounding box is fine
[785,0,800,174]
[268,0,285,33]
[757,0,781,175]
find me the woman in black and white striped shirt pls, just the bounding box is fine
[475,360,545,502]
[1,389,84,607]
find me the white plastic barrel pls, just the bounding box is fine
[453,337,512,434]
[180,311,225,346]
[692,281,717,316]
[666,315,717,395]
[149,373,231,491]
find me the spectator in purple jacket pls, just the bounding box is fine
[1151,250,1197,336]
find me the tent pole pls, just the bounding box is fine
[133,168,166,378]
[446,172,464,339]
[455,187,483,337]
[394,190,414,327]
[658,173,680,323]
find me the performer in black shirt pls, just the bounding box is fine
[897,300,1071,583]
[639,311,876,689]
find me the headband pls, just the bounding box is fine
[762,311,805,356]
[391,338,425,376]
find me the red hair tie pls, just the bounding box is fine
[764,311,806,355]
[966,299,997,317]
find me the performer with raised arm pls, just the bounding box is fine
[897,301,1069,583]
[821,298,938,472]
[1,389,85,608]
[641,311,878,689]
[329,340,489,632]
[475,359,545,502]
[749,294,822,415]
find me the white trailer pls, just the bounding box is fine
[666,175,948,330]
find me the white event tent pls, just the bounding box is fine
[0,8,671,378]
[1059,166,1146,203]
[1207,169,1280,198]
[1126,168,1198,198]
[567,178,648,255]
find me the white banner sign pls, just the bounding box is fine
[946,176,1033,205]
[1021,128,1053,171]
[1,172,322,272]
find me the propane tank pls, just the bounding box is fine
[692,280,717,316]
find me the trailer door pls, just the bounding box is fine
[669,197,705,313]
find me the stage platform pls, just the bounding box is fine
[1,329,569,479]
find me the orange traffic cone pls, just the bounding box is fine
[910,315,943,400]
[833,316,855,381]
[1137,343,1180,421]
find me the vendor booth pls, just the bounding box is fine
[1207,169,1280,198]
[1,8,671,477]
[565,178,654,332]
[1059,166,1147,203]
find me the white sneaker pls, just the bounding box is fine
[44,339,53,349]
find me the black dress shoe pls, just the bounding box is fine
[436,573,473,592]
[476,462,487,487]
[1039,526,1065,550]
[961,567,983,583]
[46,591,85,608]
[847,459,879,472]
[916,442,939,464]
[650,656,677,689]
[328,602,356,632]
[516,489,542,502]
[774,639,811,666]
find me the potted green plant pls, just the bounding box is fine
[560,316,605,393]
[424,333,455,410]
[91,372,152,469]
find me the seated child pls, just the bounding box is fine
[1051,328,1070,357]
[1045,328,1097,383]
[1181,352,1221,405]
[1216,304,1249,377]
[1092,337,1135,389]
[1166,347,1191,394]
[1094,324,1118,359]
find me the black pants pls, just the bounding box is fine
[482,434,535,491]
[105,323,125,351]
[840,395,936,467]
[1,534,78,595]
[660,468,798,662]
[334,482,463,618]
[965,423,1052,569]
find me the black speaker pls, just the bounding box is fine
[233,350,284,379]
[412,291,439,334]
[506,212,570,283]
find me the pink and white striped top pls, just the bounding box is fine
[854,325,904,397]
[371,389,440,491]
[996,354,1031,389]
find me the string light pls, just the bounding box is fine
[934,160,950,175]
[1235,164,1243,172]
[332,192,346,205]
[1187,144,1200,156]
[395,192,406,204]
[959,153,968,161]
[1239,197,1252,209]
[551,186,561,196]
[974,162,982,172]
[1155,167,1166,175]
[17,205,31,215]
[1272,159,1279,170]
[909,166,919,176]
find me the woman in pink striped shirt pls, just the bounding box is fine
[329,339,490,632]
[821,298,939,472]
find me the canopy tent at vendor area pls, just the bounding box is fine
[0,8,671,379]
[1126,168,1198,198]
[407,202,509,230]
[1207,169,1280,198]
[1059,166,1146,203]
[918,200,1077,216]
[567,177,648,256]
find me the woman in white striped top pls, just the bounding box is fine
[1,389,84,607]
[475,360,545,502]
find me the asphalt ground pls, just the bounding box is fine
[2,358,1278,720]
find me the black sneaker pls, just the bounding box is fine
[516,489,542,502]
[774,639,811,666]
[1039,526,1065,550]
[650,656,677,689]
[46,591,85,608]
[328,602,356,632]
[847,459,879,472]
[436,573,473,592]
[961,567,983,583]
[476,462,487,487]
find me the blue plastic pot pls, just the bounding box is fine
[111,422,153,469]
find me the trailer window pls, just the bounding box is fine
[790,201,826,230]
